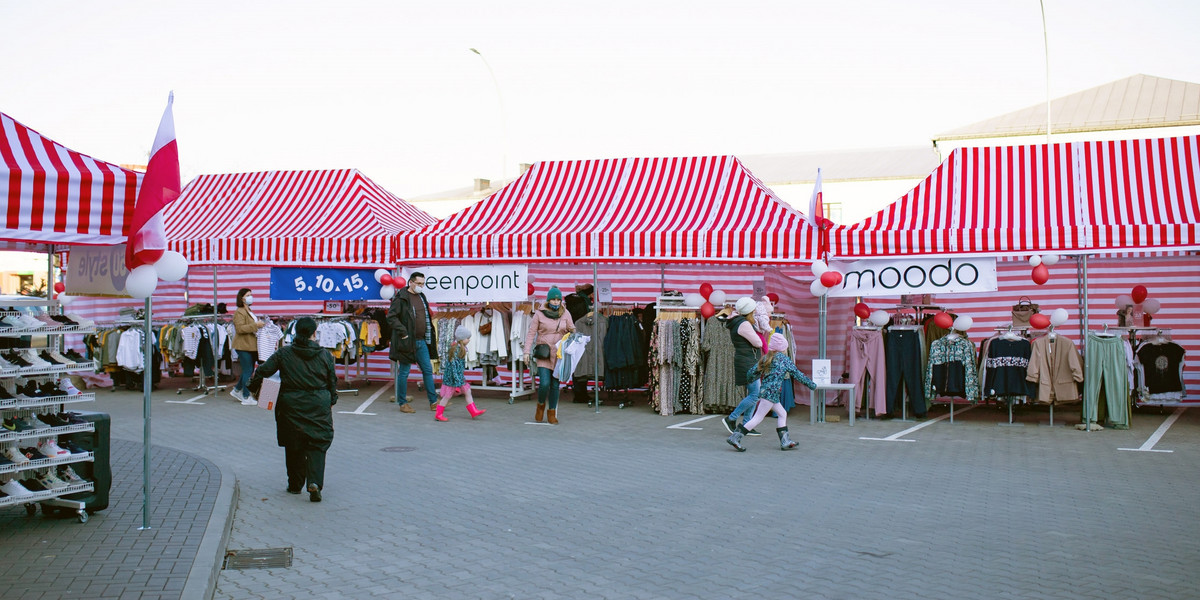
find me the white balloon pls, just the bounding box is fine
[155,250,189,282]
[1142,298,1162,315]
[57,293,74,307]
[1115,294,1133,308]
[1028,255,1042,267]
[1041,254,1060,266]
[869,310,890,327]
[709,290,727,306]
[125,264,159,299]
[953,315,974,331]
[810,260,829,277]
[809,279,829,297]
[374,269,389,283]
[684,293,705,307]
[1050,308,1069,326]
[379,284,395,300]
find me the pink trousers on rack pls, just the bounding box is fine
[848,329,887,414]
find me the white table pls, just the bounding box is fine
[811,383,858,425]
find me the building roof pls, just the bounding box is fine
[935,74,1200,142]
[738,146,941,184]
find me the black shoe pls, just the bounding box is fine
[286,486,302,495]
[61,440,87,455]
[746,429,763,437]
[5,353,31,367]
[307,483,321,503]
[62,350,86,362]
[721,416,736,434]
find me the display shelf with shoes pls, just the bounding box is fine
[0,480,93,509]
[0,447,93,476]
[0,392,96,412]
[0,421,95,444]
[0,359,98,378]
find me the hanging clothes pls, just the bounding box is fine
[1084,333,1130,429]
[925,334,979,410]
[700,315,740,410]
[848,328,887,415]
[1136,341,1186,399]
[574,312,607,379]
[1026,334,1084,404]
[982,337,1035,399]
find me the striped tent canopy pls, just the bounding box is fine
[0,111,142,250]
[166,169,435,267]
[834,135,1200,257]
[396,155,816,265]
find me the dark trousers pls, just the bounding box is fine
[885,330,926,416]
[284,443,327,491]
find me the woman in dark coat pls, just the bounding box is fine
[249,317,338,502]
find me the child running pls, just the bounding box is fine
[726,332,816,451]
[436,326,487,422]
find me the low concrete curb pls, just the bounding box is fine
[181,461,239,600]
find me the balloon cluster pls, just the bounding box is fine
[374,269,406,300]
[1029,308,1070,330]
[1115,284,1161,320]
[693,283,729,319]
[119,250,190,300]
[1028,254,1060,285]
[809,261,844,297]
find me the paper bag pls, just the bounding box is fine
[257,373,281,411]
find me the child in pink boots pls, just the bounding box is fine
[436,326,487,422]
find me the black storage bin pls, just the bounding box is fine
[58,411,111,514]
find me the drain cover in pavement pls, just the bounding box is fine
[380,446,417,452]
[223,547,293,570]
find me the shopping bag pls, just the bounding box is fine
[257,373,281,411]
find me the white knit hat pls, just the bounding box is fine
[735,297,756,315]
[454,326,472,341]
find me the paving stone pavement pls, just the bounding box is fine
[14,379,1200,599]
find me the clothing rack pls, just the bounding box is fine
[273,313,364,396]
[174,314,230,395]
[435,301,535,402]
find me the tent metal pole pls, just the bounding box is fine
[593,263,600,413]
[814,293,827,425]
[212,265,219,393]
[1079,254,1090,431]
[141,297,153,530]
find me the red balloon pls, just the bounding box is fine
[700,301,716,319]
[394,277,406,289]
[379,274,393,287]
[527,282,534,296]
[933,312,954,329]
[699,282,713,299]
[853,302,871,319]
[1131,284,1148,304]
[53,282,65,294]
[819,270,843,287]
[1030,313,1051,329]
[766,292,779,304]
[1031,263,1050,285]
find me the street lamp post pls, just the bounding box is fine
[469,47,509,180]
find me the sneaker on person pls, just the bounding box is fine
[746,428,763,436]
[240,394,258,406]
[230,388,245,402]
[722,416,737,434]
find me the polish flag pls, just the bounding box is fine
[125,92,181,269]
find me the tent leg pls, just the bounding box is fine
[593,263,600,413]
[814,294,827,425]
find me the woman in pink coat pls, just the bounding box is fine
[524,286,575,424]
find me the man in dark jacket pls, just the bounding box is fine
[249,317,337,503]
[386,272,439,413]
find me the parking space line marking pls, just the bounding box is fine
[1119,407,1184,453]
[166,394,206,405]
[667,415,720,430]
[337,383,390,416]
[859,405,977,442]
[524,422,553,426]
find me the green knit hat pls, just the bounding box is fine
[547,286,563,301]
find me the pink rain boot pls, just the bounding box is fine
[435,405,448,422]
[466,403,487,419]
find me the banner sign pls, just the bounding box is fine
[402,265,528,303]
[270,267,383,301]
[66,244,131,297]
[827,257,997,297]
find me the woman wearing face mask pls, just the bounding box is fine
[524,286,575,424]
[232,287,265,405]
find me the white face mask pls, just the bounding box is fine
[411,283,424,294]
[244,295,254,305]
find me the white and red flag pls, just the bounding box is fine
[125,92,181,269]
[807,167,824,228]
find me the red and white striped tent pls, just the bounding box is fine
[395,155,817,265]
[0,111,142,250]
[833,135,1200,258]
[167,169,435,267]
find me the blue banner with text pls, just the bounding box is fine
[270,267,383,301]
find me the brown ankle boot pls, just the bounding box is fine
[535,403,545,422]
[547,409,558,425]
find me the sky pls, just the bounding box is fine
[4,0,1200,203]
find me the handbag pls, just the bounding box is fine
[478,322,493,336]
[1011,297,1040,328]
[533,343,551,360]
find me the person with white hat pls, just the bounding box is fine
[435,326,487,422]
[721,297,766,436]
[726,332,817,451]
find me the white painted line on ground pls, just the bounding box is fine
[1119,407,1184,453]
[859,406,978,442]
[165,394,207,405]
[337,382,390,416]
[524,422,553,426]
[667,415,720,430]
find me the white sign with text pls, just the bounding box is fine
[827,257,997,298]
[402,265,529,303]
[66,244,131,297]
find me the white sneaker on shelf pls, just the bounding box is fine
[38,439,69,458]
[59,466,84,483]
[241,394,258,406]
[0,479,34,497]
[38,473,68,490]
[17,315,46,330]
[64,313,94,329]
[19,349,50,367]
[58,379,82,396]
[3,447,30,465]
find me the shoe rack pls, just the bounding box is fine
[0,301,99,523]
